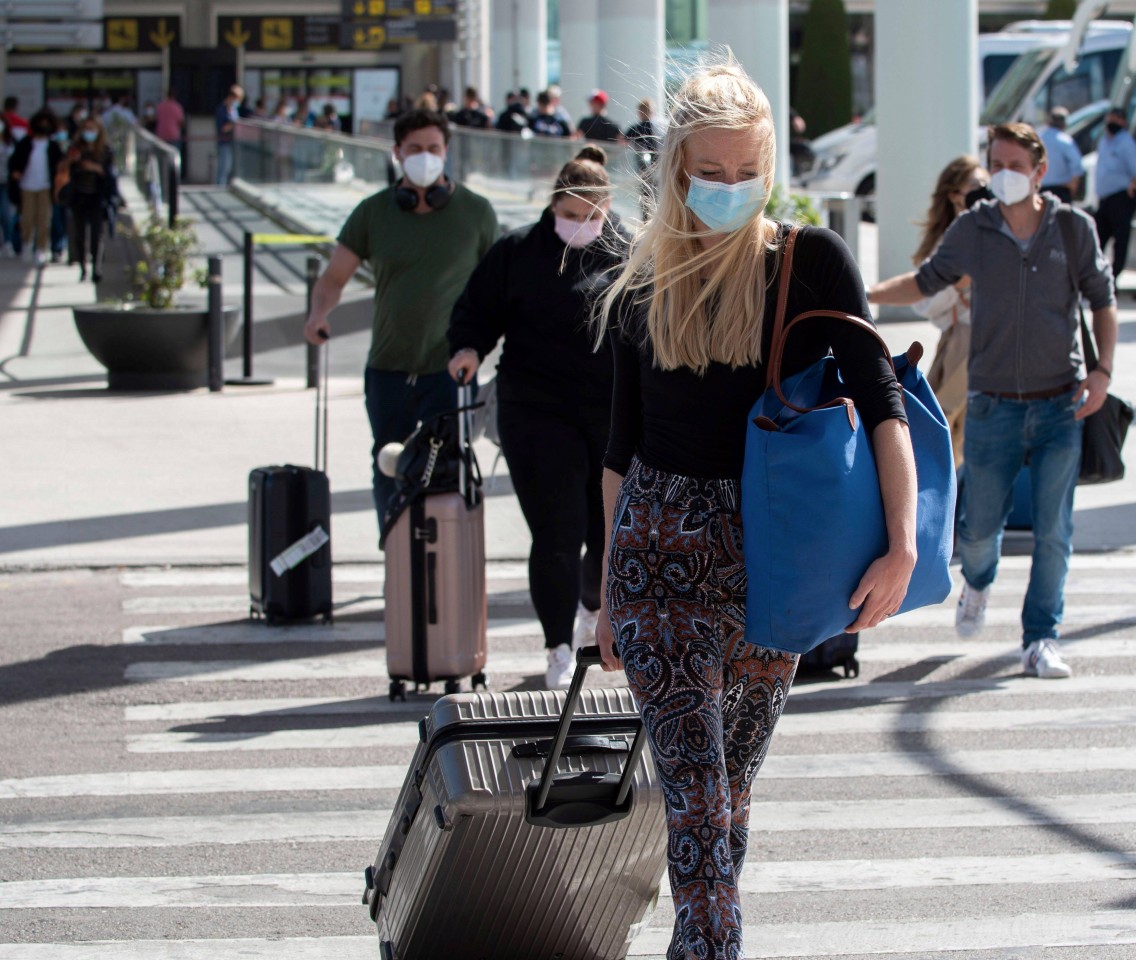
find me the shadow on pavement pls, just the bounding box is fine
[893,651,1135,868]
[0,374,108,393]
[0,489,374,555]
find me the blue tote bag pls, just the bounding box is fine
[741,234,955,654]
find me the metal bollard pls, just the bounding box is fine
[207,256,224,393]
[306,256,320,389]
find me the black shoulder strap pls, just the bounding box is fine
[1055,205,1098,371]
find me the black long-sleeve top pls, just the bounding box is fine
[449,207,630,417]
[605,224,906,479]
[69,144,115,198]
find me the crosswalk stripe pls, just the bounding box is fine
[0,938,375,959]
[8,745,1135,800]
[124,696,427,722]
[791,673,1136,700]
[1,911,1134,958]
[123,616,540,646]
[879,603,1136,628]
[7,794,1136,849]
[854,637,1136,660]
[0,811,391,849]
[6,849,1135,909]
[125,727,421,752]
[122,650,534,682]
[725,850,1136,894]
[120,671,1136,725]
[123,705,1136,753]
[120,639,1136,684]
[123,624,381,645]
[632,911,1136,958]
[118,562,531,588]
[119,588,1136,619]
[0,873,358,909]
[0,767,408,799]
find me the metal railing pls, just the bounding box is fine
[106,118,182,227]
[233,119,397,189]
[360,119,647,223]
[231,117,859,249]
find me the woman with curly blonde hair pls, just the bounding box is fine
[912,155,989,466]
[595,56,918,959]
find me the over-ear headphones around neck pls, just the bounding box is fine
[394,177,453,212]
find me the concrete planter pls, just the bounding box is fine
[73,303,241,391]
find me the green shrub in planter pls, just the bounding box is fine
[132,215,201,309]
[766,184,823,226]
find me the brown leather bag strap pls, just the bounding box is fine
[766,224,800,390]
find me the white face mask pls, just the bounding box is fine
[554,214,604,248]
[989,168,1033,206]
[401,151,445,188]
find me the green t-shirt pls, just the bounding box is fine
[338,183,499,374]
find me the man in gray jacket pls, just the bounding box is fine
[870,122,1118,679]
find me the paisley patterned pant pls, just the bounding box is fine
[607,458,798,960]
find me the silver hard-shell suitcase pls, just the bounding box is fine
[362,647,667,960]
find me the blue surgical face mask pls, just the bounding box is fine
[81,130,98,143]
[685,174,767,232]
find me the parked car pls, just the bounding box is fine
[794,20,1132,217]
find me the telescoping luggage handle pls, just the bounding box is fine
[314,333,329,473]
[455,373,476,506]
[526,645,648,829]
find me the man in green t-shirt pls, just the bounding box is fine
[304,109,498,534]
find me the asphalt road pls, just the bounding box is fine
[1,552,1135,958]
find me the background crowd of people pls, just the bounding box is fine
[2,94,120,279]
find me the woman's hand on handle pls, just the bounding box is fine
[598,467,626,673]
[448,348,479,384]
[596,599,622,672]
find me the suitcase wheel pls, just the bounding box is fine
[389,680,406,702]
[842,657,860,679]
[471,671,488,691]
[443,679,461,695]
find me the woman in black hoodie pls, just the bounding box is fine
[448,146,630,688]
[68,116,116,282]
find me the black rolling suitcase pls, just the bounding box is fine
[248,343,333,624]
[797,632,860,678]
[363,646,668,960]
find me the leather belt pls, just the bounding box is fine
[980,381,1077,401]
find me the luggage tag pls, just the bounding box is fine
[270,525,330,576]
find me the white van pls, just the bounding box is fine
[793,20,1131,211]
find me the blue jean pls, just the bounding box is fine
[363,367,459,535]
[51,203,68,257]
[0,188,15,248]
[957,389,1083,647]
[216,142,234,185]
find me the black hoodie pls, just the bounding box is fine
[449,207,630,418]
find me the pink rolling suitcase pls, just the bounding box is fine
[382,383,487,699]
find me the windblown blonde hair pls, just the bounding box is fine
[598,55,780,372]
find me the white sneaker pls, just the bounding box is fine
[955,583,990,637]
[571,605,599,651]
[545,643,574,689]
[1022,639,1072,679]
[34,250,48,266]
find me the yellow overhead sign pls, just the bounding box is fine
[105,18,137,51]
[223,17,252,48]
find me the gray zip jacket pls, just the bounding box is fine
[914,194,1113,394]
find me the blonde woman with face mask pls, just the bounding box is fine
[448,146,631,689]
[596,57,917,960]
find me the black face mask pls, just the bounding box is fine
[965,185,995,209]
[1107,121,1126,135]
